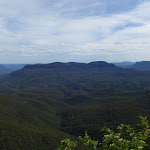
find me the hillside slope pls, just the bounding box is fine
[127,61,150,71]
[0,93,70,150]
[0,64,13,75]
[1,61,150,148]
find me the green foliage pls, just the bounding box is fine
[1,62,150,149]
[0,94,70,150]
[101,116,150,149]
[57,116,150,150]
[57,132,98,150]
[78,132,98,149]
[57,139,77,150]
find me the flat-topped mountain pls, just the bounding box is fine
[88,61,116,67]
[24,61,116,69]
[1,61,150,149]
[0,60,149,96]
[113,61,150,71]
[127,61,150,71]
[24,62,86,69]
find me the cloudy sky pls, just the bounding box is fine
[0,0,150,63]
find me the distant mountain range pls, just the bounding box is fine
[0,61,150,75]
[127,61,150,71]
[112,61,135,67]
[113,61,150,71]
[1,61,150,92]
[0,64,13,75]
[4,64,26,70]
[1,61,150,149]
[0,61,137,92]
[0,64,25,75]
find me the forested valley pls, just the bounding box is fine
[0,61,150,149]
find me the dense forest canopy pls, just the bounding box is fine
[0,61,150,149]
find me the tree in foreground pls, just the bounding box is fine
[57,116,150,150]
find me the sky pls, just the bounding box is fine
[0,0,150,63]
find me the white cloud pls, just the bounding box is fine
[0,0,149,63]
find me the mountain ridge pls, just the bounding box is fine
[23,61,116,70]
[127,61,150,71]
[1,60,150,149]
